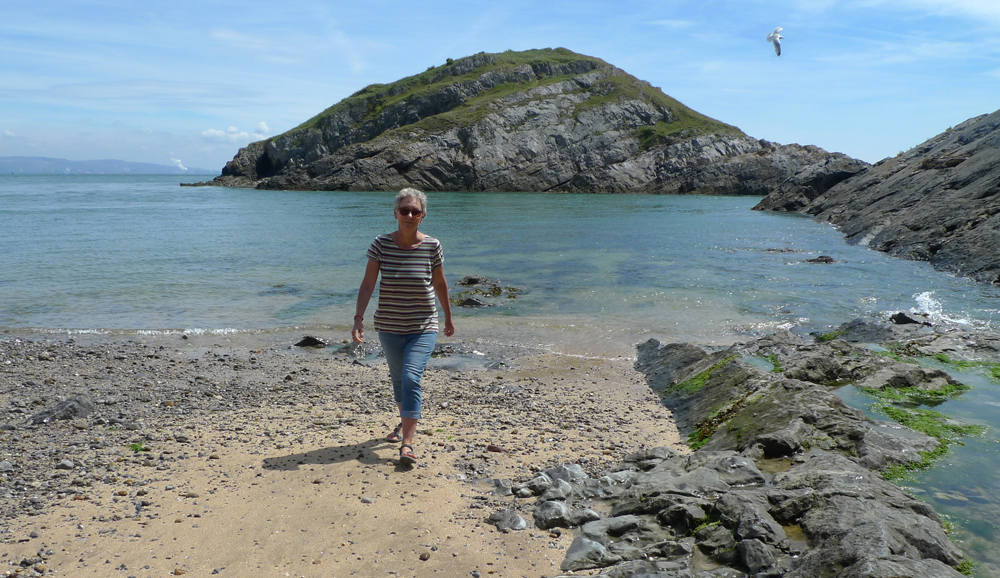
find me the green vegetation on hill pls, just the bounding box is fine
[284,47,741,144]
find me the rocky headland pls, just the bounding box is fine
[755,108,1000,285]
[193,48,864,196]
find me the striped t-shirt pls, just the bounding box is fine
[366,233,443,334]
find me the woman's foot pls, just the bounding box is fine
[386,423,402,442]
[399,443,418,466]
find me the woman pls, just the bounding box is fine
[352,188,454,466]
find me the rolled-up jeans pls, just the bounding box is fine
[378,331,437,420]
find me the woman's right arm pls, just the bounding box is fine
[352,258,380,343]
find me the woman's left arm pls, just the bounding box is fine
[431,266,454,337]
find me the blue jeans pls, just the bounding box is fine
[378,331,437,420]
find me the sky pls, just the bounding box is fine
[2,1,999,172]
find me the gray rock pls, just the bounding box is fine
[486,509,528,532]
[582,515,645,541]
[754,153,870,212]
[538,478,573,501]
[575,475,628,499]
[656,502,708,532]
[701,454,765,487]
[28,394,96,425]
[457,297,488,308]
[616,446,682,472]
[775,453,964,573]
[756,107,1000,285]
[656,538,696,558]
[0,460,14,472]
[490,478,513,496]
[604,329,979,577]
[612,464,730,517]
[560,536,622,572]
[836,556,966,578]
[55,459,75,470]
[733,505,785,545]
[533,500,571,530]
[755,418,814,458]
[635,338,942,471]
[515,472,552,496]
[293,336,327,348]
[456,275,493,286]
[804,255,835,263]
[568,508,602,527]
[737,538,777,574]
[695,524,738,565]
[543,463,588,484]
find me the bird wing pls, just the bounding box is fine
[772,38,781,56]
[766,27,782,41]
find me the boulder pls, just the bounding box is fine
[28,394,96,425]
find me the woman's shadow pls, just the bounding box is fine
[262,437,411,471]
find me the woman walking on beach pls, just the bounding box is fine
[352,188,454,466]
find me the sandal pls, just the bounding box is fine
[399,443,418,466]
[385,423,402,443]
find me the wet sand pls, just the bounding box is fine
[1,331,685,577]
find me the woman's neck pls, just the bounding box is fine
[393,229,423,248]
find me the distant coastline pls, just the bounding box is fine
[0,156,218,175]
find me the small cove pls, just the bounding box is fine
[3,174,1000,574]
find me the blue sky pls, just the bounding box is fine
[2,1,999,172]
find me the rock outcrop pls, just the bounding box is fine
[756,108,1000,285]
[198,48,860,195]
[486,316,996,577]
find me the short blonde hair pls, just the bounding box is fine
[394,187,427,212]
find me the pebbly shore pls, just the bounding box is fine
[0,330,682,577]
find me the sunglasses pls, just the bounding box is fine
[396,207,423,217]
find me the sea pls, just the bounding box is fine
[2,174,1000,574]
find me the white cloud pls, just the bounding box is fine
[202,126,251,142]
[202,124,273,145]
[2,130,15,137]
[252,122,271,140]
[171,158,188,171]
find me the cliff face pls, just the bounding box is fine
[756,109,1000,285]
[206,48,861,195]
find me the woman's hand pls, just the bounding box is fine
[443,318,455,337]
[352,259,379,343]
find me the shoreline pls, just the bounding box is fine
[1,330,685,577]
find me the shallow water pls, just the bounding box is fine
[3,175,998,355]
[837,365,1000,576]
[3,174,1000,573]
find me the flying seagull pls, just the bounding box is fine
[766,27,783,56]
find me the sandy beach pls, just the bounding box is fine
[1,331,685,578]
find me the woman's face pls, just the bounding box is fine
[395,196,424,228]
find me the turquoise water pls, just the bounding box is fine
[3,174,1000,573]
[3,174,998,354]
